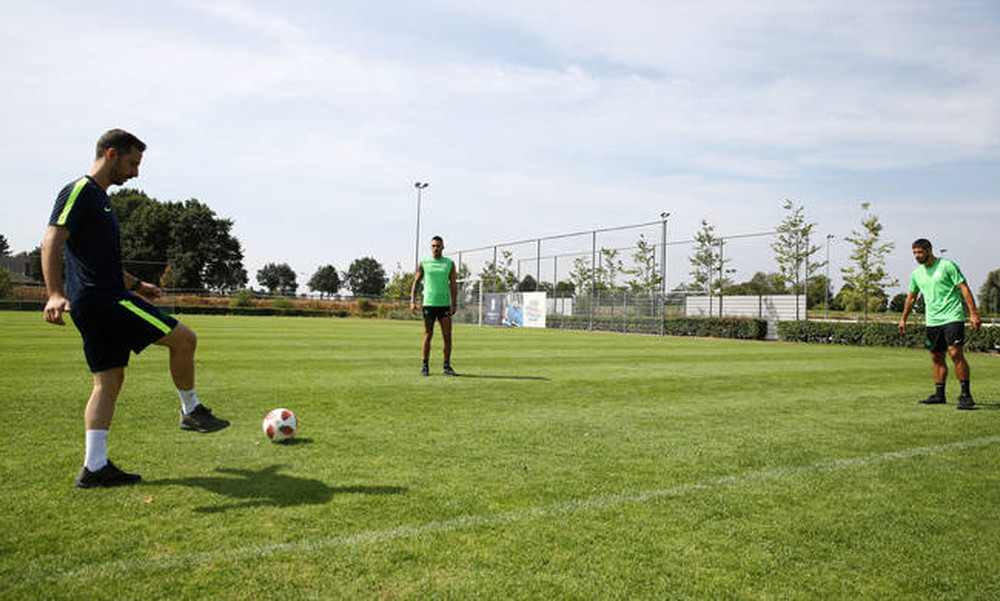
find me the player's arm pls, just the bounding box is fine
[41,225,70,325]
[449,262,458,315]
[898,291,917,335]
[123,270,162,301]
[957,281,981,331]
[409,264,424,312]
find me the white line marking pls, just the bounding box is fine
[45,435,1000,582]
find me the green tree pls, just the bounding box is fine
[807,274,833,309]
[346,257,386,297]
[600,247,623,291]
[555,280,575,295]
[724,271,787,295]
[517,274,537,292]
[384,263,416,300]
[0,267,13,298]
[840,202,897,319]
[0,234,10,257]
[568,256,592,294]
[308,265,341,298]
[688,219,729,294]
[111,189,248,292]
[478,250,517,293]
[624,234,662,295]
[257,262,298,296]
[771,200,824,294]
[979,268,1000,314]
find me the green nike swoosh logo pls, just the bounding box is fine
[104,206,112,212]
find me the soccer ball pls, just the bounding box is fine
[262,408,297,443]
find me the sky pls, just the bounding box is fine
[2,0,998,295]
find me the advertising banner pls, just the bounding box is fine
[484,292,546,328]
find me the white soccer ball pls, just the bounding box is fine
[262,408,298,443]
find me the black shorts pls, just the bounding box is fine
[422,305,451,324]
[925,322,965,354]
[71,295,178,372]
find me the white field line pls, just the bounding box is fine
[50,435,1000,582]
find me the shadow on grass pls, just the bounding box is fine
[973,400,1000,410]
[148,465,406,513]
[450,373,550,381]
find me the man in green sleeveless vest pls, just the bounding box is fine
[410,235,459,376]
[899,238,981,409]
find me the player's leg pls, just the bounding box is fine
[154,321,230,432]
[440,315,457,375]
[76,367,141,488]
[949,344,974,409]
[421,309,435,375]
[919,326,947,404]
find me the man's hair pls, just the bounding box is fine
[96,129,146,159]
[912,238,933,252]
[431,236,444,245]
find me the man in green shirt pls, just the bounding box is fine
[410,235,459,376]
[899,238,981,409]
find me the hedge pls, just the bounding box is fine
[547,315,768,340]
[778,321,1000,353]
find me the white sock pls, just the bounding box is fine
[84,429,109,472]
[178,388,201,415]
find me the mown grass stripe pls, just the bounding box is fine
[50,434,1000,583]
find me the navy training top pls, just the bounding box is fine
[48,176,127,305]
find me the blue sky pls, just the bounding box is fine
[2,1,998,293]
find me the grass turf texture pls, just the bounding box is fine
[1,312,999,600]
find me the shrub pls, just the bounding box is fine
[777,321,1000,353]
[229,289,255,308]
[547,315,768,340]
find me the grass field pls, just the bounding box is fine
[2,311,999,600]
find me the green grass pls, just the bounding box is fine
[2,312,1000,600]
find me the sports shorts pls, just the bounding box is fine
[70,294,178,372]
[925,321,965,354]
[422,305,451,324]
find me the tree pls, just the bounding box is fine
[0,268,12,298]
[384,263,416,300]
[600,247,623,291]
[771,200,824,294]
[806,274,833,309]
[568,257,593,294]
[724,271,786,296]
[555,280,575,295]
[688,219,729,294]
[980,268,1000,315]
[478,250,517,293]
[346,257,386,297]
[257,262,298,296]
[0,234,10,257]
[308,265,341,298]
[517,274,537,292]
[624,234,662,295]
[889,292,909,313]
[111,189,248,292]
[840,202,897,319]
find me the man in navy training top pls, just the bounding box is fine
[42,129,230,489]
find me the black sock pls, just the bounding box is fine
[422,359,429,366]
[935,383,946,398]
[961,380,970,396]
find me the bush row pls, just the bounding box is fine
[547,315,769,340]
[777,321,1000,353]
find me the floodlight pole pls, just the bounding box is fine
[413,182,429,272]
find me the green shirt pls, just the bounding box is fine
[909,258,966,327]
[421,257,453,307]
